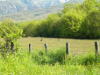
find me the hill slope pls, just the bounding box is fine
[0,0,82,21]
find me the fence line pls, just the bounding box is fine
[28,41,100,59]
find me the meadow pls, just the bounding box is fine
[0,37,100,75]
[18,37,100,55]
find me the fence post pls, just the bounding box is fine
[29,43,31,53]
[66,42,70,55]
[11,42,14,53]
[40,37,43,41]
[5,41,9,49]
[94,41,99,60]
[44,43,48,54]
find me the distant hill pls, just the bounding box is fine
[0,7,62,21]
[0,0,82,21]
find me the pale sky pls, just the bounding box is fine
[60,0,69,3]
[0,0,70,3]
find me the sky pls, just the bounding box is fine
[0,0,70,2]
[60,0,69,3]
[0,0,70,3]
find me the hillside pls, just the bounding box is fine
[0,7,62,21]
[0,0,82,21]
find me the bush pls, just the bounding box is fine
[0,19,22,54]
[32,49,65,65]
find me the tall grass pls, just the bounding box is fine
[0,49,100,75]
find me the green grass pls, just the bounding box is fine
[0,37,100,75]
[0,49,100,75]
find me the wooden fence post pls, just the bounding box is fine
[29,43,31,53]
[94,41,99,60]
[66,42,70,55]
[11,42,14,53]
[5,41,9,49]
[40,37,43,41]
[44,43,48,54]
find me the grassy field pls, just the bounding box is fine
[18,37,100,55]
[0,49,100,75]
[0,37,100,75]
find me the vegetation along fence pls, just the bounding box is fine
[0,39,99,61]
[27,41,100,59]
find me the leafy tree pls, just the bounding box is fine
[22,0,100,39]
[57,9,85,37]
[23,20,40,37]
[79,10,100,38]
[81,0,97,12]
[0,19,22,53]
[0,19,22,41]
[35,14,60,37]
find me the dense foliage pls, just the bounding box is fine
[0,19,22,53]
[22,0,100,39]
[0,19,22,41]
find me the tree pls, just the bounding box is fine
[57,8,85,38]
[81,0,97,12]
[79,10,100,38]
[0,19,22,53]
